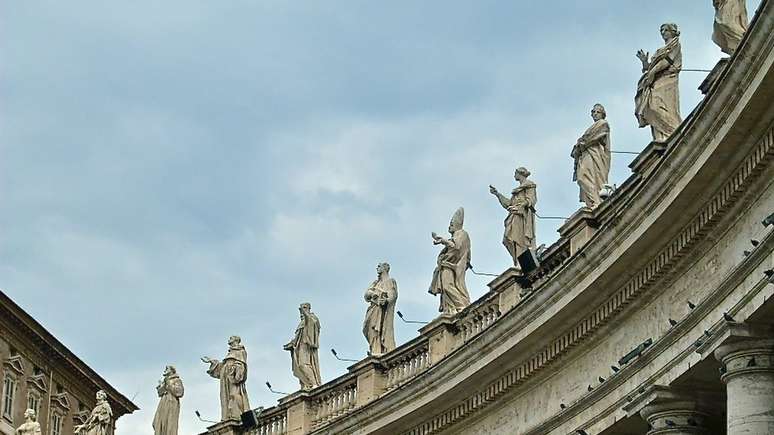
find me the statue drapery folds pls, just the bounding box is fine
[429,207,471,315]
[202,336,250,421]
[572,104,611,209]
[363,263,397,356]
[635,23,683,142]
[285,303,322,390]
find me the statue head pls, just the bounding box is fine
[163,365,177,377]
[228,336,242,348]
[96,390,107,402]
[591,104,606,121]
[660,23,680,41]
[23,408,36,421]
[514,167,531,182]
[448,207,464,233]
[299,302,312,317]
[376,262,390,276]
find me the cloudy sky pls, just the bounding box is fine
[0,1,760,433]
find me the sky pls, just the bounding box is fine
[0,1,761,433]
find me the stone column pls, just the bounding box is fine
[623,386,711,435]
[640,400,710,435]
[715,338,774,434]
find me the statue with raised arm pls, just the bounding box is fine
[635,23,683,142]
[429,207,471,315]
[152,366,184,435]
[713,0,748,55]
[284,303,321,389]
[572,104,611,209]
[489,167,537,266]
[16,409,41,435]
[74,391,112,435]
[201,336,250,421]
[363,262,398,356]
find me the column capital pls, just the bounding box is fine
[715,338,774,383]
[624,386,711,434]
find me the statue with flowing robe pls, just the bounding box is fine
[635,23,683,142]
[74,391,112,435]
[153,366,184,435]
[713,0,748,55]
[429,207,471,315]
[363,262,397,356]
[201,336,250,421]
[572,104,611,209]
[490,167,537,266]
[284,303,322,389]
[16,409,41,435]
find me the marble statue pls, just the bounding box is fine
[429,207,471,315]
[635,23,683,142]
[489,168,537,266]
[153,365,184,435]
[713,0,748,55]
[284,303,322,389]
[363,262,398,356]
[74,390,112,435]
[572,104,611,209]
[202,336,250,421]
[16,409,41,435]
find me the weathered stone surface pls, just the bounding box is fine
[15,409,41,435]
[153,365,184,435]
[635,23,682,142]
[285,303,322,390]
[490,168,537,266]
[202,336,250,421]
[429,208,471,315]
[74,391,112,435]
[363,263,397,356]
[572,104,611,209]
[713,0,748,55]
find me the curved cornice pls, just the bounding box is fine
[319,1,774,433]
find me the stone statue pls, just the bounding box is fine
[572,104,611,209]
[429,207,471,315]
[363,262,398,356]
[284,303,322,389]
[16,409,41,435]
[635,23,683,142]
[74,390,112,435]
[713,0,748,55]
[152,365,184,435]
[201,336,250,421]
[489,168,537,266]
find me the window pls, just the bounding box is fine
[2,375,17,421]
[50,413,62,435]
[27,393,40,414]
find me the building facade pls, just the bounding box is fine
[0,291,138,435]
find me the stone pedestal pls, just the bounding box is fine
[420,315,460,364]
[715,338,774,435]
[487,267,525,312]
[202,419,242,435]
[282,391,315,435]
[351,357,387,406]
[558,208,599,256]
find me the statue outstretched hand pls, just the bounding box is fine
[489,185,498,195]
[636,49,649,70]
[201,356,213,364]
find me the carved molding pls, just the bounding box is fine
[50,392,71,412]
[2,355,24,377]
[26,373,47,393]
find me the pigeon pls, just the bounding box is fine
[669,318,678,327]
[688,300,697,309]
[723,312,735,322]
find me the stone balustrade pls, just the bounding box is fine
[458,295,501,342]
[384,339,431,390]
[311,377,358,428]
[252,405,288,435]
